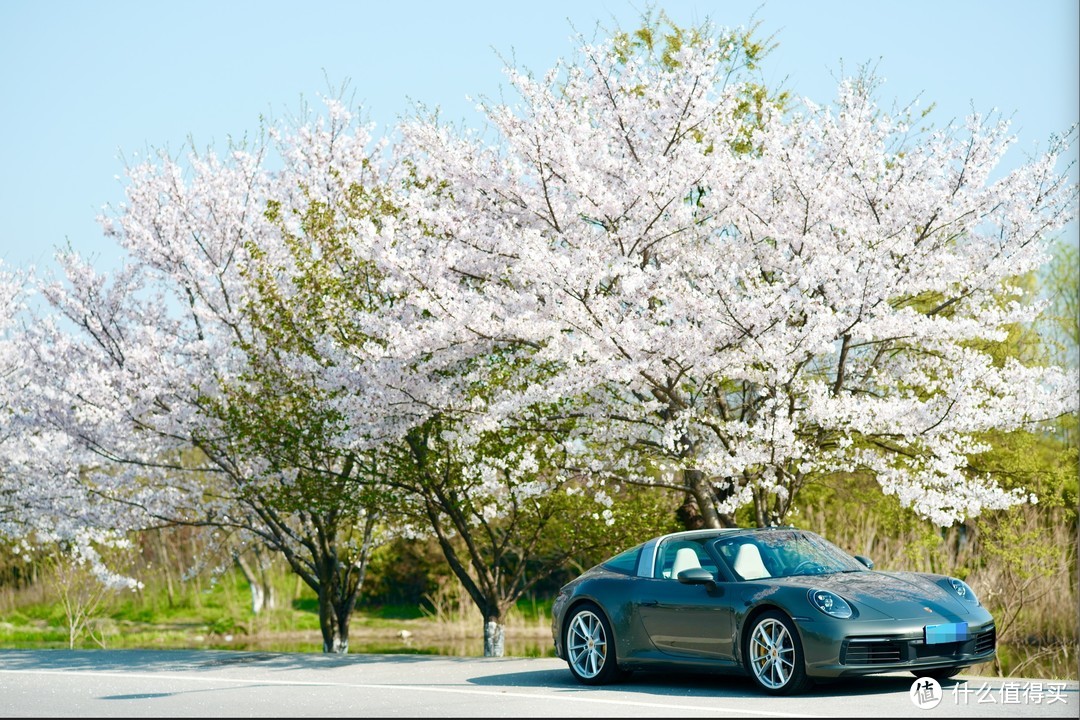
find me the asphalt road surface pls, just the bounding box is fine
[0,649,1076,718]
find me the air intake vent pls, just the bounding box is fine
[842,640,903,665]
[975,627,996,654]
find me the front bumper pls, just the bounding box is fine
[803,620,996,678]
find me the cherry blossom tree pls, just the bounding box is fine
[390,22,1079,530]
[0,262,28,534]
[370,377,672,656]
[0,264,54,541]
[9,105,394,653]
[7,93,631,657]
[0,262,145,595]
[246,121,663,656]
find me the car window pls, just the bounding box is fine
[714,538,780,580]
[655,539,718,580]
[713,531,864,580]
[601,544,642,576]
[756,530,865,576]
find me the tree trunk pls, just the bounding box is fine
[253,544,276,613]
[317,590,350,654]
[686,469,725,528]
[234,552,265,615]
[154,529,177,608]
[483,617,505,657]
[312,514,375,654]
[676,494,706,529]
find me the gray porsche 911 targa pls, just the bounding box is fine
[551,526,995,695]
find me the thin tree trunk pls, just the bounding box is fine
[256,546,277,611]
[318,590,346,653]
[686,468,723,528]
[484,616,505,657]
[234,552,265,615]
[317,587,354,654]
[155,529,176,608]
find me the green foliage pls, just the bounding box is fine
[791,472,944,566]
[609,7,789,157]
[611,6,772,71]
[1042,240,1079,366]
[353,602,426,622]
[970,428,1078,519]
[362,536,444,607]
[612,9,708,70]
[207,615,248,636]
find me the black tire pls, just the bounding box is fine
[563,602,622,685]
[743,609,813,695]
[913,666,967,681]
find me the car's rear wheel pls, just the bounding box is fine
[744,609,813,695]
[564,602,622,685]
[913,666,966,681]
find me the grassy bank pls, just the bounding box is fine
[0,563,555,658]
[0,610,555,658]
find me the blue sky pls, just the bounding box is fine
[1,0,1077,272]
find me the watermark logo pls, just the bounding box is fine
[910,677,943,709]
[909,678,1070,709]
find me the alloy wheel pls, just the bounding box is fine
[749,616,796,690]
[567,609,608,679]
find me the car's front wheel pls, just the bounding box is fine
[744,609,813,695]
[564,602,622,685]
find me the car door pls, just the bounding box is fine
[634,540,737,661]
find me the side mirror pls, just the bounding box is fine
[854,555,874,570]
[677,567,717,587]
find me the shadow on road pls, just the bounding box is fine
[467,663,969,700]
[6,648,1067,706]
[0,648,465,673]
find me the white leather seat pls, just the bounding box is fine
[671,547,702,578]
[733,543,771,580]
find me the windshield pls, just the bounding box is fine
[712,530,866,580]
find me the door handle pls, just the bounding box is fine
[640,600,658,607]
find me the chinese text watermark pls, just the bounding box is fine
[910,677,1070,709]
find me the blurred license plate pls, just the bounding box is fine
[924,622,970,644]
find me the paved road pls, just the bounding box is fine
[0,649,1076,718]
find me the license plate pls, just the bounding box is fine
[924,622,970,644]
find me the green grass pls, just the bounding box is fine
[510,596,553,623]
[355,603,427,621]
[0,621,68,646]
[0,565,316,649]
[0,562,556,656]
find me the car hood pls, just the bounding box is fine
[771,570,973,620]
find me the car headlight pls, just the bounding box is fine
[949,578,980,605]
[808,589,855,619]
